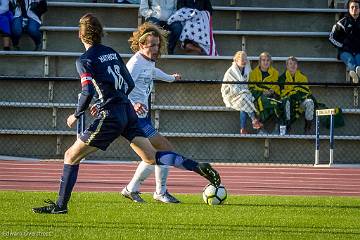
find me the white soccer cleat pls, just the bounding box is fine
[121,187,145,203]
[153,191,180,203]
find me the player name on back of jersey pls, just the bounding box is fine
[98,53,118,63]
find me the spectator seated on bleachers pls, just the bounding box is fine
[249,52,290,134]
[278,56,316,134]
[0,0,12,50]
[9,0,47,51]
[221,51,262,134]
[167,0,215,55]
[329,0,360,83]
[140,0,181,54]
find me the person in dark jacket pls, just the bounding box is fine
[329,0,360,82]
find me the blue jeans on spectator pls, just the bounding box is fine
[146,17,183,54]
[240,111,255,129]
[12,17,42,48]
[339,51,360,71]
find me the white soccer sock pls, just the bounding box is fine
[155,165,169,194]
[126,161,154,192]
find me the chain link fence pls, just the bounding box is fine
[0,77,359,164]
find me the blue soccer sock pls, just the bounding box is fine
[56,164,79,209]
[155,151,198,171]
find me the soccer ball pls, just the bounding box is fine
[202,183,227,205]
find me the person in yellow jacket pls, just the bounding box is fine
[278,56,315,134]
[249,52,289,134]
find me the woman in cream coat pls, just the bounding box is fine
[222,51,262,134]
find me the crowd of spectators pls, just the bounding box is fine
[222,52,317,135]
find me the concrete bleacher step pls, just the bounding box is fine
[38,26,337,57]
[0,52,345,83]
[44,2,344,32]
[213,0,330,8]
[212,7,343,31]
[153,107,360,136]
[0,99,359,135]
[44,2,139,28]
[0,78,79,103]
[154,83,357,109]
[0,133,139,161]
[48,0,330,8]
[0,128,358,163]
[0,77,357,108]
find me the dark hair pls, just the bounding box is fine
[79,13,103,45]
[346,0,360,9]
[286,56,298,65]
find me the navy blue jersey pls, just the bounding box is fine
[74,44,135,118]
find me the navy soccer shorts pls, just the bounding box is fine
[137,115,158,138]
[80,102,145,150]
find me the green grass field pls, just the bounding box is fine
[1,191,360,239]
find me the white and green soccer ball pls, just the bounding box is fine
[202,183,227,205]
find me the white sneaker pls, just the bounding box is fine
[349,70,359,83]
[121,187,145,203]
[153,191,180,203]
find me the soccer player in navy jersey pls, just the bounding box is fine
[32,13,220,214]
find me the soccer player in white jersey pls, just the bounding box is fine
[121,22,181,203]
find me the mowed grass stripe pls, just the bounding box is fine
[1,191,360,240]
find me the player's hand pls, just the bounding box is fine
[90,105,99,117]
[172,73,181,81]
[67,114,77,128]
[133,102,148,116]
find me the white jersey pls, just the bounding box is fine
[126,52,175,117]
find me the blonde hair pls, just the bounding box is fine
[233,51,247,62]
[128,22,168,57]
[79,13,103,45]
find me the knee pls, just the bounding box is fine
[11,22,22,36]
[27,25,41,37]
[64,149,77,165]
[304,99,314,108]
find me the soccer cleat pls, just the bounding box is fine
[153,190,180,204]
[121,187,145,203]
[32,199,68,214]
[195,163,221,187]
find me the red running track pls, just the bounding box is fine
[1,160,360,196]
